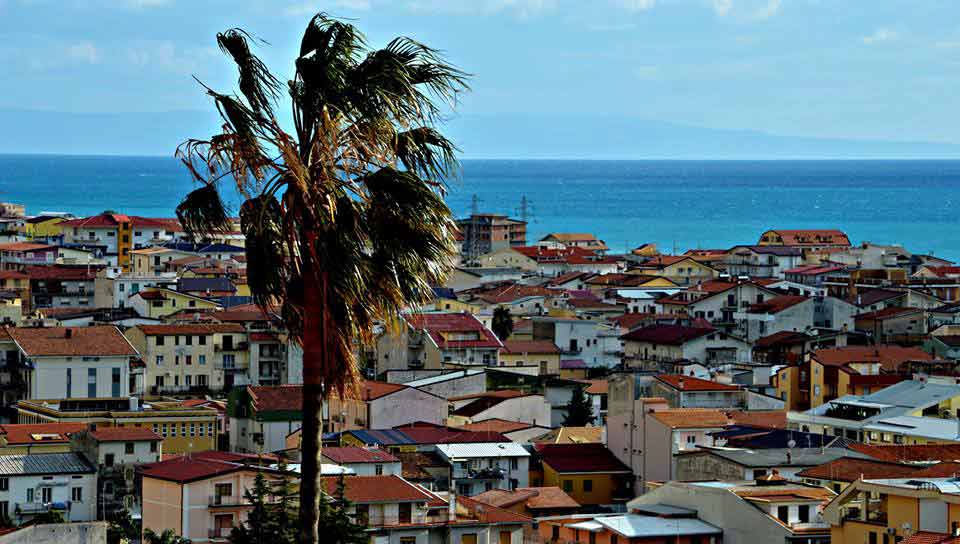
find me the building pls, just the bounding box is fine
[535,443,633,506]
[0,452,98,524]
[630,255,718,286]
[400,369,487,400]
[796,456,922,493]
[472,486,579,518]
[734,295,814,342]
[15,397,218,454]
[621,324,751,369]
[388,312,503,371]
[437,441,530,496]
[530,317,623,369]
[650,374,746,409]
[807,345,932,408]
[70,426,163,517]
[321,447,402,476]
[24,265,98,309]
[674,446,866,481]
[631,478,834,544]
[539,508,722,544]
[0,243,58,271]
[823,477,960,544]
[757,229,851,250]
[0,423,88,455]
[1,326,138,400]
[93,268,177,309]
[855,306,928,344]
[449,390,551,427]
[59,213,177,271]
[724,245,804,278]
[499,340,561,376]
[457,214,527,260]
[539,233,609,253]
[124,323,250,394]
[127,287,221,319]
[140,451,286,542]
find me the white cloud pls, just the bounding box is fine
[616,0,655,11]
[66,42,99,64]
[405,0,556,18]
[753,0,780,20]
[862,27,898,45]
[124,0,171,7]
[712,0,733,16]
[125,41,217,74]
[634,65,661,80]
[284,0,370,17]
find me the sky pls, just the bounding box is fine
[2,0,960,150]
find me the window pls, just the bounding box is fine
[0,478,7,491]
[511,458,519,470]
[798,504,810,523]
[185,375,192,387]
[186,355,192,366]
[190,423,196,437]
[552,526,560,541]
[198,355,206,365]
[87,368,97,397]
[125,442,135,454]
[41,487,52,503]
[215,483,232,504]
[66,368,72,397]
[461,534,478,544]
[156,355,164,366]
[610,535,617,544]
[0,501,7,520]
[105,453,115,467]
[71,487,83,502]
[150,441,158,453]
[457,483,471,496]
[589,532,596,544]
[26,489,33,503]
[112,368,121,397]
[869,532,878,544]
[562,480,573,492]
[356,504,370,525]
[777,505,789,523]
[185,335,193,346]
[686,435,696,444]
[398,502,412,524]
[583,480,593,492]
[754,469,767,478]
[375,464,383,476]
[199,335,206,346]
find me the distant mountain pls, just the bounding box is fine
[1,109,958,159]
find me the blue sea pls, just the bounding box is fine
[2,155,959,260]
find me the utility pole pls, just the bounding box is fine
[469,194,481,262]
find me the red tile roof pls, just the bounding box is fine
[535,443,631,473]
[849,443,960,464]
[656,374,741,391]
[392,423,510,444]
[813,345,932,371]
[923,266,960,278]
[140,455,244,483]
[620,325,714,345]
[763,229,850,246]
[796,457,919,482]
[502,340,560,355]
[754,331,810,348]
[901,532,960,544]
[137,323,246,335]
[0,423,88,445]
[363,381,408,401]
[7,326,137,357]
[322,447,399,464]
[747,295,809,314]
[24,265,98,281]
[457,495,534,524]
[404,312,502,349]
[513,246,600,264]
[0,242,55,252]
[855,306,922,320]
[321,475,434,503]
[89,427,162,442]
[648,409,731,429]
[459,419,536,434]
[724,410,787,429]
[906,462,960,478]
[59,213,174,229]
[583,380,608,395]
[249,385,303,413]
[784,264,844,275]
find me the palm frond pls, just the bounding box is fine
[394,127,459,182]
[217,29,281,116]
[176,184,231,240]
[240,195,287,308]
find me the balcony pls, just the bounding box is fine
[209,527,233,540]
[16,501,70,515]
[215,362,248,371]
[215,342,249,352]
[209,494,248,508]
[453,466,505,480]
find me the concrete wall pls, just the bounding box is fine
[0,522,107,544]
[369,388,447,428]
[674,452,746,481]
[467,395,551,427]
[413,373,487,400]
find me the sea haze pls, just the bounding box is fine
[1,155,959,260]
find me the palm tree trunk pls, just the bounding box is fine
[299,273,326,544]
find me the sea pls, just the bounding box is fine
[1,155,959,260]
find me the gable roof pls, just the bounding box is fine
[649,409,731,429]
[656,374,741,392]
[140,455,247,483]
[7,326,137,357]
[89,426,163,442]
[321,447,399,464]
[471,486,579,510]
[848,443,960,463]
[747,295,809,314]
[404,312,502,349]
[812,345,932,371]
[459,419,536,434]
[0,453,94,476]
[761,229,850,246]
[620,325,714,345]
[248,385,303,413]
[321,475,434,503]
[535,443,631,473]
[796,457,920,482]
[0,423,88,445]
[136,323,245,336]
[501,340,559,355]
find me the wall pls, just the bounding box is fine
[31,355,131,399]
[674,452,746,482]
[0,522,107,544]
[412,373,487,400]
[465,395,551,427]
[369,388,447,428]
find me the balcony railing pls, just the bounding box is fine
[209,527,233,540]
[209,494,249,507]
[453,467,506,480]
[215,342,248,352]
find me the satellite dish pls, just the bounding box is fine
[787,440,797,449]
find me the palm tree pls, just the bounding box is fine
[174,13,467,544]
[144,528,192,544]
[491,306,513,341]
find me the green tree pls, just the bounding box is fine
[319,476,367,544]
[228,472,274,544]
[563,385,595,426]
[491,306,513,341]
[143,528,191,544]
[30,510,66,524]
[175,14,466,543]
[107,508,140,544]
[271,462,299,544]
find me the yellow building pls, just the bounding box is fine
[125,323,250,394]
[536,443,632,506]
[129,287,221,319]
[15,397,218,454]
[629,256,718,286]
[499,340,561,375]
[0,422,89,455]
[23,215,66,240]
[774,365,804,412]
[130,247,195,276]
[0,289,22,324]
[824,477,960,544]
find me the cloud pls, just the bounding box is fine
[862,27,898,45]
[753,0,780,20]
[712,0,733,16]
[66,42,99,64]
[634,65,661,80]
[284,0,370,16]
[124,0,171,7]
[125,41,217,74]
[711,0,781,20]
[405,0,556,18]
[615,0,655,11]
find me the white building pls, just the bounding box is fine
[734,295,815,341]
[321,447,403,476]
[0,453,98,524]
[436,442,530,496]
[2,326,138,399]
[534,317,622,368]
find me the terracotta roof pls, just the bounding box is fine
[457,495,534,524]
[7,326,137,357]
[0,242,54,252]
[471,487,579,510]
[546,272,592,286]
[59,214,174,229]
[923,266,960,278]
[813,345,932,371]
[363,381,408,401]
[908,462,960,478]
[855,306,922,320]
[849,443,960,463]
[0,423,88,445]
[404,312,502,349]
[583,380,608,395]
[649,409,730,429]
[140,455,244,483]
[392,424,510,444]
[502,340,560,355]
[24,265,98,281]
[620,325,714,345]
[754,331,810,348]
[512,245,600,264]
[901,532,960,544]
[136,323,245,335]
[724,410,787,429]
[0,271,28,280]
[747,295,809,314]
[322,447,399,464]
[796,457,919,482]
[762,229,850,246]
[321,475,434,503]
[656,374,741,391]
[784,264,844,275]
[89,427,162,442]
[248,385,303,413]
[533,426,603,444]
[855,288,904,308]
[459,419,536,434]
[535,443,631,473]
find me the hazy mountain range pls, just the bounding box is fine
[2,109,958,159]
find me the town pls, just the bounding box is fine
[1,201,960,544]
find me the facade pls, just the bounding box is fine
[0,453,98,524]
[621,324,751,368]
[457,214,527,260]
[757,229,851,250]
[650,374,747,409]
[448,391,552,426]
[127,288,221,319]
[59,214,176,271]
[321,447,402,476]
[25,265,98,309]
[436,442,530,496]
[724,245,804,278]
[535,443,633,506]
